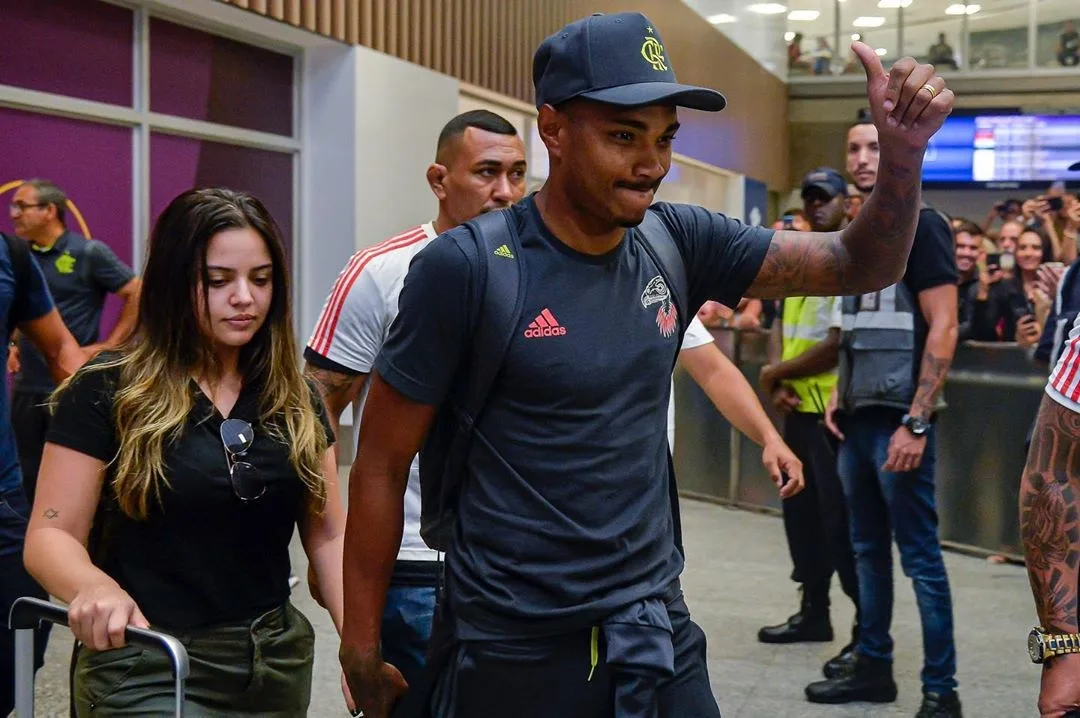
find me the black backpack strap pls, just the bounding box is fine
[632,209,690,558]
[2,232,33,341]
[429,210,525,552]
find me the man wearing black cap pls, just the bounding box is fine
[757,168,860,655]
[806,114,962,716]
[340,11,954,718]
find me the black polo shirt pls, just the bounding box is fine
[46,354,335,630]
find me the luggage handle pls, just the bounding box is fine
[8,596,190,717]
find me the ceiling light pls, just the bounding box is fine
[707,12,739,23]
[878,0,912,7]
[853,15,886,26]
[788,10,820,20]
[876,47,888,56]
[785,31,797,41]
[747,3,789,14]
[945,3,980,13]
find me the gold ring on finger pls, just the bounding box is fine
[920,84,938,99]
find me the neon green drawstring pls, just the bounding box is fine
[588,626,599,681]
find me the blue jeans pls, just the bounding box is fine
[382,585,436,688]
[837,409,957,695]
[0,486,50,715]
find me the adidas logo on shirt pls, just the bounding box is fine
[524,308,567,338]
[493,244,515,259]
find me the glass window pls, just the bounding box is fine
[905,17,965,70]
[149,18,294,136]
[149,133,294,255]
[1036,0,1079,69]
[0,106,134,331]
[0,0,133,106]
[785,0,840,77]
[968,0,1029,71]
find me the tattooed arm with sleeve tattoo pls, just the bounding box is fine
[744,45,954,301]
[1021,325,1080,717]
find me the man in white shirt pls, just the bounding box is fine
[304,109,529,688]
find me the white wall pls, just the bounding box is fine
[300,44,461,343]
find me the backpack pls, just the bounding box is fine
[2,231,33,341]
[416,208,690,557]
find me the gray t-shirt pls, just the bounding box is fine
[14,231,135,394]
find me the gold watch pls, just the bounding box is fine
[1028,626,1080,664]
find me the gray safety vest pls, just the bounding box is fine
[838,283,919,413]
[837,205,951,415]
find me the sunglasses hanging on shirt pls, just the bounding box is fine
[219,418,266,502]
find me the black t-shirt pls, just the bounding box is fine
[46,355,334,630]
[901,207,959,387]
[375,196,773,637]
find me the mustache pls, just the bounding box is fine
[616,180,662,193]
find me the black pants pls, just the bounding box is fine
[781,411,859,609]
[11,391,50,506]
[419,594,719,718]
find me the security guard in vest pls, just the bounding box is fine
[806,118,962,718]
[758,168,860,660]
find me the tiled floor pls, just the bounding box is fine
[17,497,1039,717]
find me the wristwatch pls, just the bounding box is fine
[901,414,930,437]
[1028,626,1080,664]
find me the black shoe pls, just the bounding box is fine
[758,611,833,643]
[823,641,858,678]
[916,691,962,718]
[806,654,898,704]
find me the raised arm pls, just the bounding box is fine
[747,44,954,299]
[339,372,435,718]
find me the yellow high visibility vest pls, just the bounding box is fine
[781,296,840,414]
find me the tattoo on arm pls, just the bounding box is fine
[43,508,58,519]
[304,365,356,405]
[1021,397,1080,634]
[749,151,921,299]
[910,351,950,419]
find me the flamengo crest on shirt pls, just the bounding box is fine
[642,275,678,338]
[524,308,567,338]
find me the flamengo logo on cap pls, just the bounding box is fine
[524,308,567,338]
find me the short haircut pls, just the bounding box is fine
[435,110,518,164]
[952,218,982,238]
[24,178,67,225]
[855,108,873,125]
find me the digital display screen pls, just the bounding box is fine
[923,114,1080,188]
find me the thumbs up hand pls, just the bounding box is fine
[853,41,954,150]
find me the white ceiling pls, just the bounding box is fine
[682,0,1078,78]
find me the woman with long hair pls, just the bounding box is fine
[23,188,347,716]
[972,226,1054,342]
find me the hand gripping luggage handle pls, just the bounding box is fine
[8,596,190,717]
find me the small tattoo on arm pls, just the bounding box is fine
[911,351,950,419]
[43,508,58,519]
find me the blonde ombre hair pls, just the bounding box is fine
[55,189,327,520]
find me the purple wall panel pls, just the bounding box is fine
[150,133,293,259]
[0,107,133,334]
[0,0,133,106]
[150,18,294,136]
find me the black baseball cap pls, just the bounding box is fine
[533,13,727,112]
[1069,161,1080,171]
[801,167,848,199]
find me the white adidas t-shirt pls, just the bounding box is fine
[307,223,439,563]
[668,316,716,451]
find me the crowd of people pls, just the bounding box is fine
[2,8,1079,718]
